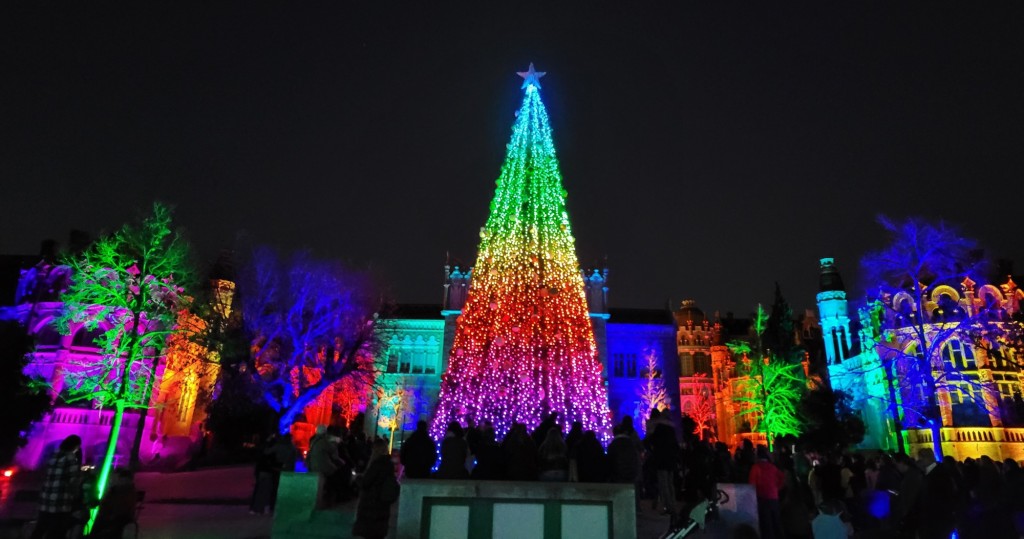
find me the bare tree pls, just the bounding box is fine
[635,347,668,435]
[686,374,716,441]
[857,216,1013,459]
[240,248,381,435]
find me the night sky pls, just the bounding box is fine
[3,4,1022,314]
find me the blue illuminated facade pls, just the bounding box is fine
[371,266,686,444]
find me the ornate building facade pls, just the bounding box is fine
[366,266,684,445]
[818,257,1024,460]
[366,267,821,449]
[3,258,227,469]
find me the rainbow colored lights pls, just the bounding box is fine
[430,71,613,443]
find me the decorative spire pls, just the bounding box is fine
[517,62,546,90]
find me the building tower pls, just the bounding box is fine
[429,65,613,441]
[815,257,894,451]
[816,258,852,365]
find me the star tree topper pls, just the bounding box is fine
[517,62,546,89]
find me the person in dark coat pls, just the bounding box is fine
[1004,459,1024,537]
[574,431,607,482]
[618,416,643,453]
[891,453,924,537]
[250,434,281,514]
[352,439,399,539]
[734,439,755,483]
[91,468,137,539]
[537,427,569,481]
[532,413,559,448]
[502,423,538,480]
[644,411,679,515]
[435,421,469,479]
[465,418,482,456]
[607,425,641,483]
[712,442,735,485]
[811,453,844,505]
[471,426,504,480]
[400,420,436,479]
[565,422,584,457]
[915,449,956,539]
[306,427,346,507]
[875,453,901,492]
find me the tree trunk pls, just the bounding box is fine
[129,353,164,467]
[277,379,332,435]
[85,400,126,535]
[929,420,944,461]
[883,360,906,453]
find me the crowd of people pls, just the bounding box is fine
[768,445,1024,539]
[34,413,1024,539]
[237,406,1024,539]
[393,409,1024,539]
[400,414,657,486]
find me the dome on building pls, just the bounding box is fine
[674,299,706,326]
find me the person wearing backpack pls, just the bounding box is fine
[353,439,400,539]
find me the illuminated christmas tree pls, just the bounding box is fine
[430,64,613,442]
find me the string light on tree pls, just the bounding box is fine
[430,65,613,443]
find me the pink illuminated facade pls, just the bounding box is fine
[6,260,222,469]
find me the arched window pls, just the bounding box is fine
[613,354,625,378]
[831,328,846,363]
[385,336,400,372]
[942,339,976,370]
[680,354,694,376]
[933,293,962,323]
[425,347,438,374]
[398,349,411,374]
[693,353,711,375]
[71,326,105,349]
[176,372,198,423]
[626,354,638,378]
[412,348,425,374]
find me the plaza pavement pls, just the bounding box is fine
[4,465,731,538]
[135,501,726,539]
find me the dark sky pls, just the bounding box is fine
[3,3,1022,314]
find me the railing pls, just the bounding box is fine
[905,427,1024,443]
[905,429,931,443]
[950,427,995,443]
[48,407,139,428]
[1004,429,1024,442]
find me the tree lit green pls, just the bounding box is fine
[57,203,192,532]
